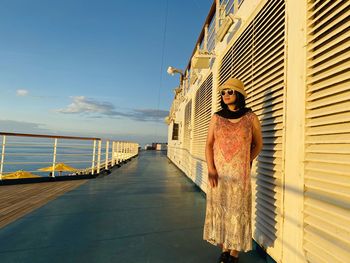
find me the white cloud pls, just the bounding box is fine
[57,96,116,115]
[57,96,169,122]
[131,109,169,121]
[16,89,29,96]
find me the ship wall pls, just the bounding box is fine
[166,1,350,262]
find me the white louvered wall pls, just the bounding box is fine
[303,1,350,262]
[184,100,192,151]
[192,74,213,160]
[183,100,192,175]
[167,0,349,262]
[218,0,286,261]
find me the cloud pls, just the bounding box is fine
[57,96,169,122]
[0,120,51,134]
[57,96,117,115]
[15,89,58,99]
[130,109,169,121]
[16,89,29,96]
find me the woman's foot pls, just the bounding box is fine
[227,255,239,263]
[217,251,230,263]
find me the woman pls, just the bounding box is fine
[203,77,263,263]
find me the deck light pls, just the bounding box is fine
[167,66,183,76]
[167,66,185,85]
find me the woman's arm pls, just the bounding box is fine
[205,115,218,188]
[250,113,263,162]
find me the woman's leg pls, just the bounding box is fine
[230,249,239,257]
[218,244,231,263]
[220,244,230,253]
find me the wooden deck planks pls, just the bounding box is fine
[0,180,87,228]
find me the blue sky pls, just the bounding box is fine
[0,0,212,145]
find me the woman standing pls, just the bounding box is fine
[203,78,263,263]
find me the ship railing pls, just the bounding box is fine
[0,132,139,180]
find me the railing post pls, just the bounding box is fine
[111,141,115,166]
[97,140,102,173]
[234,0,238,14]
[52,138,57,177]
[119,142,122,162]
[115,141,119,164]
[105,140,109,170]
[216,0,220,30]
[204,24,208,51]
[121,142,124,161]
[0,135,6,180]
[123,142,125,161]
[125,142,127,159]
[119,142,121,160]
[126,142,129,159]
[91,140,96,175]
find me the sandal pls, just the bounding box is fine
[217,251,230,263]
[227,255,239,263]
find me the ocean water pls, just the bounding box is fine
[0,136,113,177]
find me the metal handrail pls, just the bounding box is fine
[0,132,101,140]
[0,132,139,180]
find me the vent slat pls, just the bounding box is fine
[304,1,350,262]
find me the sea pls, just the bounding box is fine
[0,136,113,177]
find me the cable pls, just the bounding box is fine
[155,0,169,142]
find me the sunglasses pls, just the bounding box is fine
[220,89,235,96]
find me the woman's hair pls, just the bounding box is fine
[220,91,246,110]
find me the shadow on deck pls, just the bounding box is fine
[0,151,267,263]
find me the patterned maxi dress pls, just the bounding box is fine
[203,112,254,252]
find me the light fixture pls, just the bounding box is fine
[167,66,183,76]
[167,66,185,85]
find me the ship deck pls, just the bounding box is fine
[0,151,266,263]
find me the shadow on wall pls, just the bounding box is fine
[194,159,205,191]
[253,86,279,251]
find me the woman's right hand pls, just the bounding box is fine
[208,169,218,188]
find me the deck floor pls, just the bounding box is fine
[0,151,266,263]
[0,180,87,228]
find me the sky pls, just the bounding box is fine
[0,0,213,146]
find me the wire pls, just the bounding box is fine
[155,0,169,142]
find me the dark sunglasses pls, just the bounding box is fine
[220,89,235,96]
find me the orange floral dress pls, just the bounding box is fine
[203,112,254,252]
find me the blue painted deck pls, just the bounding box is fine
[0,151,266,263]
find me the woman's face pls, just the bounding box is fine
[221,89,236,105]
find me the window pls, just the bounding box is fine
[172,123,179,140]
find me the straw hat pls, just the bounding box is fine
[218,77,247,98]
